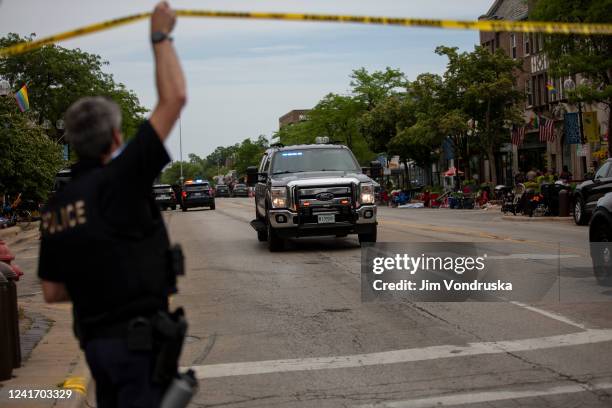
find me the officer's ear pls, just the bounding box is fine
[111,129,123,147]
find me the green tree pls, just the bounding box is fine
[160,161,202,185]
[0,33,147,142]
[530,0,612,157]
[274,94,375,164]
[0,95,63,201]
[234,135,268,175]
[360,94,414,154]
[350,67,407,110]
[434,46,523,184]
[307,93,366,150]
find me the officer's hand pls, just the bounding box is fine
[151,1,176,35]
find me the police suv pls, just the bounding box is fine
[181,180,215,211]
[247,137,380,251]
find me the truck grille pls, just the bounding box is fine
[295,186,355,224]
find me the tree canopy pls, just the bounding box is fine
[160,136,269,185]
[0,33,147,141]
[0,33,148,200]
[0,96,63,201]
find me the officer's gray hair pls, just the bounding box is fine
[65,97,122,161]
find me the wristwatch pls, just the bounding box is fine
[151,31,172,44]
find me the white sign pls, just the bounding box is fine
[530,54,549,74]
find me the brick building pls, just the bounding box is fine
[279,109,310,129]
[479,0,609,182]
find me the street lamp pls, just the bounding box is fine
[563,78,585,144]
[0,79,9,97]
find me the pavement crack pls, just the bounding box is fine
[502,349,612,403]
[199,394,280,407]
[192,332,217,365]
[323,308,351,313]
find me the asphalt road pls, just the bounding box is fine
[166,198,612,408]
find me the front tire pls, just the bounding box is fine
[591,220,612,286]
[267,218,284,251]
[574,197,588,225]
[257,229,268,242]
[358,227,377,244]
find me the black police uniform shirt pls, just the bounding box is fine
[38,121,172,326]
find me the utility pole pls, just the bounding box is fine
[179,115,184,184]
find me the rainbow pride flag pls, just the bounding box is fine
[14,85,29,112]
[546,82,558,94]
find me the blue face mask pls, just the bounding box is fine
[110,143,126,161]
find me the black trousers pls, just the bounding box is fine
[85,337,166,408]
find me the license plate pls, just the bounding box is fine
[156,195,168,200]
[317,214,335,224]
[193,192,201,197]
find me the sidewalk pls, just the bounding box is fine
[0,224,93,408]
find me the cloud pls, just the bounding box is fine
[248,45,305,53]
[1,0,493,159]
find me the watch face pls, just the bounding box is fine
[152,32,166,43]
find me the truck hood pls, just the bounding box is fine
[270,171,372,187]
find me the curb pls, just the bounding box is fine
[0,225,22,241]
[501,215,574,224]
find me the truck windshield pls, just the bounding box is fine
[272,148,360,174]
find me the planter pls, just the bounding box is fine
[430,193,440,208]
[463,198,475,209]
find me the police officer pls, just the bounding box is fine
[38,2,187,407]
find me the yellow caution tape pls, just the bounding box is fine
[1,10,611,57]
[61,375,88,395]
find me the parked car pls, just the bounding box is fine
[181,180,215,211]
[215,184,230,197]
[574,159,612,225]
[152,184,177,210]
[589,192,612,286]
[232,183,249,197]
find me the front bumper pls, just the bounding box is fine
[268,205,376,237]
[154,198,176,206]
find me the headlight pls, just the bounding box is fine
[271,187,288,208]
[360,183,375,205]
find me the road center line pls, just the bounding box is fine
[187,329,612,379]
[355,381,612,408]
[510,301,588,330]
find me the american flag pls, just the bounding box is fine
[539,117,555,142]
[511,126,526,146]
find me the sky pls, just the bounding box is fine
[0,0,494,161]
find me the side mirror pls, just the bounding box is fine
[246,166,259,186]
[370,161,382,179]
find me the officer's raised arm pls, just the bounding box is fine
[149,1,187,141]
